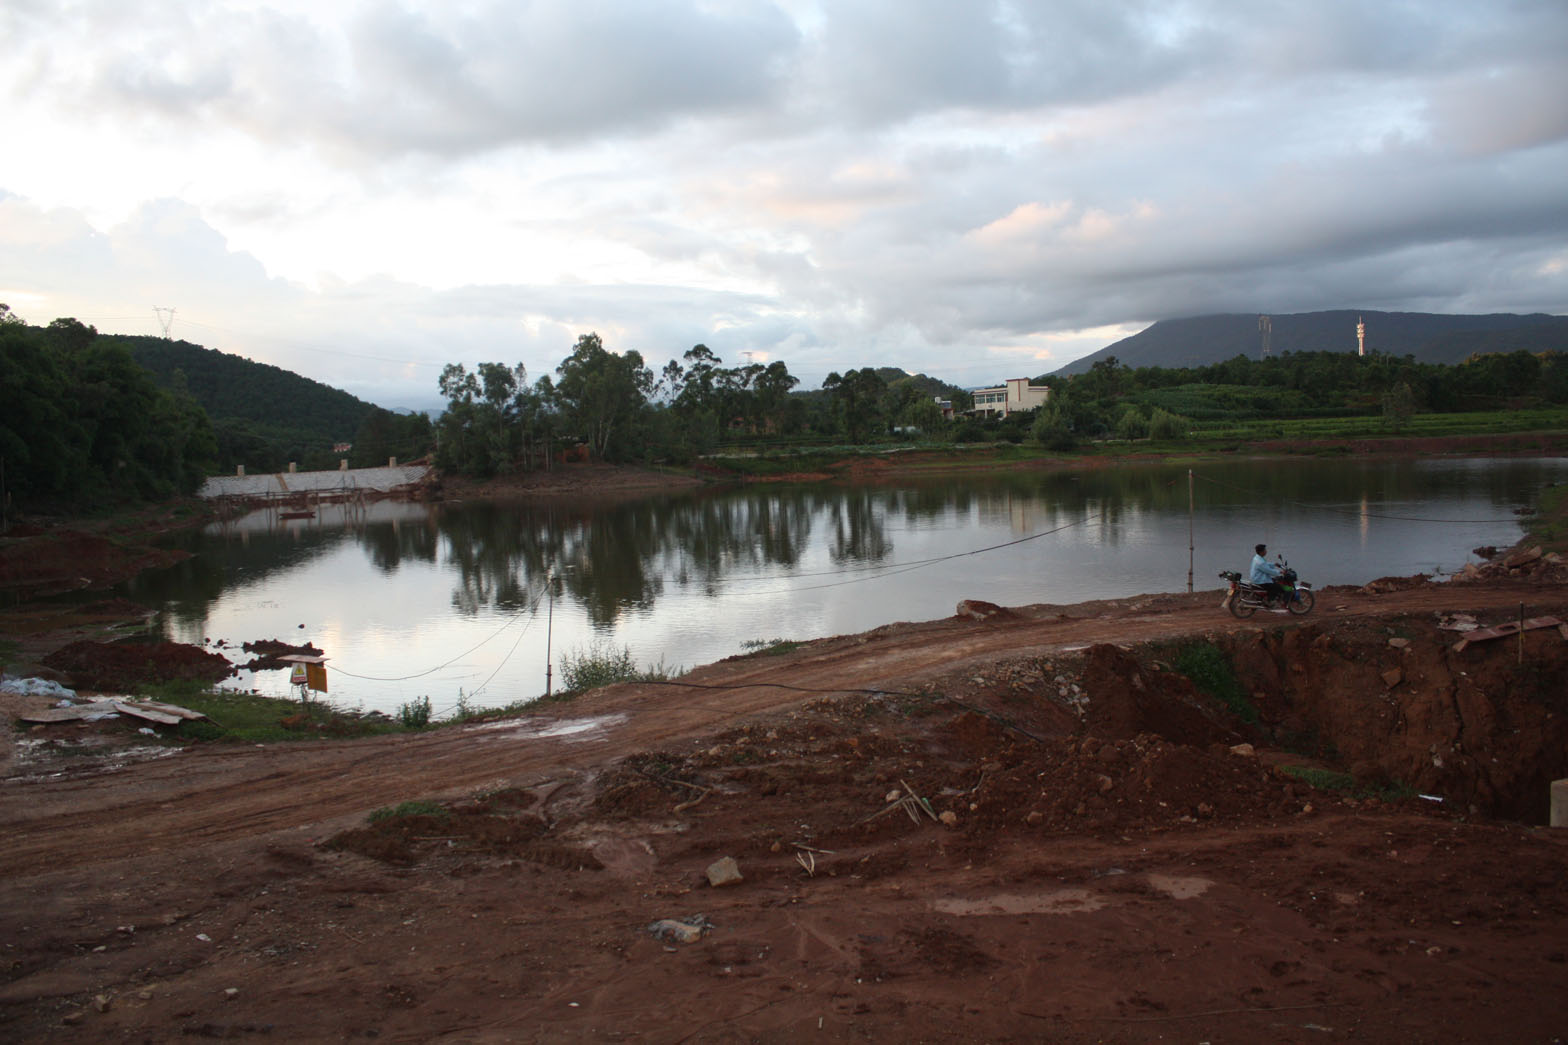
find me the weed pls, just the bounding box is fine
[1281,765,1415,802]
[145,686,406,743]
[559,641,674,692]
[739,638,802,657]
[398,696,432,729]
[367,800,450,824]
[1171,641,1256,724]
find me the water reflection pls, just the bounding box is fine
[124,457,1565,714]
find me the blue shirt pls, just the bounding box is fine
[1251,553,1282,585]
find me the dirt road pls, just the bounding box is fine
[4,575,1567,1042]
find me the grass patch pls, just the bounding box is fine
[739,637,803,657]
[1525,482,1568,552]
[132,682,408,743]
[1281,764,1416,802]
[1171,641,1256,724]
[366,800,450,825]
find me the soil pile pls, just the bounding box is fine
[39,639,235,690]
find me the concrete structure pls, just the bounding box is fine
[970,378,1050,417]
[1552,778,1568,828]
[198,464,430,500]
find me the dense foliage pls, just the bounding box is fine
[433,335,1568,476]
[118,335,431,473]
[1,309,217,514]
[1042,349,1568,443]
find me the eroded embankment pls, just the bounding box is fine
[1217,614,1568,822]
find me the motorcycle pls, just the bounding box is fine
[1219,556,1315,618]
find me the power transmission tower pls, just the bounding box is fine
[1258,315,1272,358]
[153,307,177,339]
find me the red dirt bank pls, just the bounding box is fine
[3,571,1567,1043]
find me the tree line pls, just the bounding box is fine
[439,336,1568,475]
[1,309,218,518]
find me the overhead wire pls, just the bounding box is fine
[1190,469,1528,524]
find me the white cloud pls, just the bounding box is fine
[0,0,1564,405]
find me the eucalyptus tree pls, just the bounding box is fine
[551,333,654,461]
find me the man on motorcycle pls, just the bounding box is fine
[1250,543,1286,608]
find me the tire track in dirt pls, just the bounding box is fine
[1,583,1553,877]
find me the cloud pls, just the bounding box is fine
[0,1,1565,404]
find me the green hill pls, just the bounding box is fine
[109,335,376,473]
[1053,311,1568,376]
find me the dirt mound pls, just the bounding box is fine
[0,530,190,596]
[238,639,325,672]
[40,639,235,691]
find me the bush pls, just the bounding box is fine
[559,641,673,692]
[398,695,432,728]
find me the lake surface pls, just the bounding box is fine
[125,456,1566,717]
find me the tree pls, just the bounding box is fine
[822,368,887,443]
[551,333,654,461]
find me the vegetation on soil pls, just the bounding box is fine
[558,641,675,692]
[1169,640,1256,724]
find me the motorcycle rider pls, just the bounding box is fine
[1250,543,1286,609]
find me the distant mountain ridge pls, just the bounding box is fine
[1051,311,1568,376]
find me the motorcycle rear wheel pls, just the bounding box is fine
[1228,596,1257,619]
[1287,588,1315,615]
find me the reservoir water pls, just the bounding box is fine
[124,456,1566,717]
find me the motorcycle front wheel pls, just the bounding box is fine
[1287,588,1315,615]
[1229,595,1257,619]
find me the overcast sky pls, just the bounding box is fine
[3,1,1566,411]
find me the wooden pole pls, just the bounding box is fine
[545,574,555,698]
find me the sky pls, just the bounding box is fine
[3,1,1567,413]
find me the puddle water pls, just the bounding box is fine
[466,714,627,742]
[1146,874,1212,899]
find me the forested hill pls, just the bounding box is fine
[113,336,375,440]
[1053,311,1568,376]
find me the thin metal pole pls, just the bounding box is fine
[545,574,555,698]
[1187,469,1194,593]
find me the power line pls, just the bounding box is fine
[1190,470,1527,524]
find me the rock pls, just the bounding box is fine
[956,599,1009,621]
[1502,545,1543,569]
[1229,743,1256,758]
[939,810,959,827]
[223,988,239,1001]
[1388,637,1409,649]
[93,995,112,1013]
[885,789,902,803]
[1025,811,1044,826]
[1381,668,1403,688]
[649,915,712,944]
[1096,774,1114,793]
[706,856,743,888]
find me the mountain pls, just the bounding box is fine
[1051,311,1568,376]
[107,335,378,472]
[111,336,375,438]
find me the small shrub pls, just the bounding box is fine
[559,641,673,692]
[398,695,432,729]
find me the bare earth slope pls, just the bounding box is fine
[3,576,1567,1042]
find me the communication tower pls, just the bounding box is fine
[1357,315,1365,357]
[1258,315,1272,358]
[153,307,177,339]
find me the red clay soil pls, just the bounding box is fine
[3,569,1568,1042]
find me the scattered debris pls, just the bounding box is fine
[1450,616,1566,653]
[648,915,712,944]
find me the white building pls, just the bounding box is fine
[970,378,1051,417]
